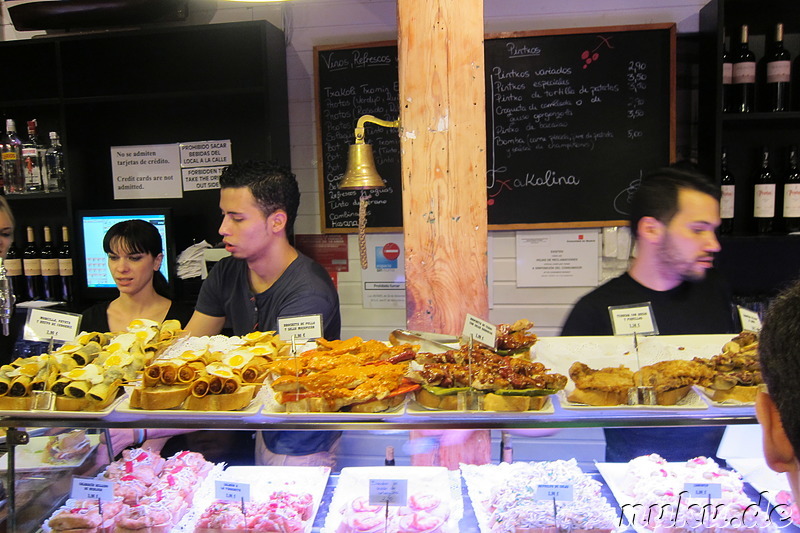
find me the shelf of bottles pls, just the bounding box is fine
[0,117,65,196]
[5,224,73,306]
[715,17,800,237]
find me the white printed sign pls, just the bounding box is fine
[23,308,82,343]
[737,306,762,332]
[278,314,324,342]
[215,480,251,502]
[535,484,574,501]
[111,144,182,199]
[608,303,658,336]
[183,166,225,191]
[179,140,232,168]
[72,478,114,502]
[369,478,408,506]
[516,229,600,287]
[462,314,496,348]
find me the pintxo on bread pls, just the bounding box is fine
[129,330,289,411]
[0,319,184,412]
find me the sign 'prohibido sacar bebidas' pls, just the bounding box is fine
[314,24,675,231]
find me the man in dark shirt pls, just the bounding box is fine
[561,164,737,462]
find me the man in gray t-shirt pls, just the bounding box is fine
[186,160,342,466]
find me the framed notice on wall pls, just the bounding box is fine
[314,24,675,232]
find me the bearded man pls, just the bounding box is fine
[561,164,738,461]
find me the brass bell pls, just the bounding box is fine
[339,143,387,190]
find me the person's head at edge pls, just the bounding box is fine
[0,197,14,259]
[217,160,300,262]
[103,219,169,298]
[628,163,722,290]
[757,279,800,501]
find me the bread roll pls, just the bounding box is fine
[566,387,629,406]
[129,384,191,410]
[183,385,256,411]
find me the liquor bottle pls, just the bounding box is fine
[765,23,791,112]
[22,226,41,300]
[719,147,735,234]
[384,445,395,466]
[722,39,733,112]
[754,146,777,234]
[4,239,24,302]
[22,119,45,192]
[784,145,800,233]
[40,225,59,301]
[1,119,25,194]
[44,131,65,193]
[732,25,756,113]
[58,225,73,303]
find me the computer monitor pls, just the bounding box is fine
[77,208,175,295]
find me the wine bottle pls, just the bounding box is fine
[40,225,59,301]
[719,147,735,234]
[754,147,777,234]
[765,23,791,112]
[722,38,733,112]
[384,445,395,466]
[58,225,73,303]
[22,226,41,300]
[21,119,45,192]
[1,119,25,194]
[4,239,24,302]
[784,145,800,233]
[733,25,756,113]
[44,131,65,193]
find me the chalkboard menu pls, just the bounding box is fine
[315,42,402,232]
[485,24,675,227]
[315,24,675,232]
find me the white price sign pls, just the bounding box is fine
[215,480,251,502]
[684,483,722,499]
[278,314,323,342]
[23,308,82,343]
[71,478,114,502]
[535,483,574,501]
[462,314,496,348]
[368,478,408,506]
[608,302,658,336]
[737,306,762,333]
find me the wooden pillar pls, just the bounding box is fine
[398,0,488,336]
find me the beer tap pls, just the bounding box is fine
[0,258,14,336]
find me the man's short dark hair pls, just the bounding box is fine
[759,279,800,454]
[629,162,721,238]
[219,160,300,230]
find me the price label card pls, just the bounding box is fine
[72,477,114,502]
[23,308,82,343]
[737,306,762,333]
[278,314,323,342]
[684,482,721,499]
[534,484,574,501]
[462,314,496,348]
[215,480,251,502]
[608,302,659,336]
[368,478,408,506]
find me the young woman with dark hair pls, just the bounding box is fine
[80,219,192,333]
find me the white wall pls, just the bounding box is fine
[0,0,709,340]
